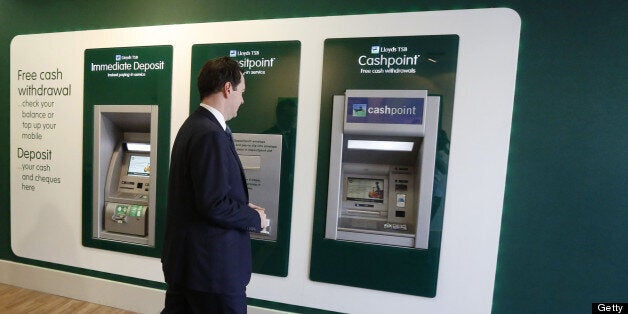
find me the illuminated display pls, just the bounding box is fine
[346,177,384,203]
[127,155,150,176]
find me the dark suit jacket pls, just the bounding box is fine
[162,107,261,295]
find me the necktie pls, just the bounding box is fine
[225,126,233,140]
[225,126,236,149]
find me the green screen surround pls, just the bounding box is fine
[81,45,173,257]
[189,41,301,277]
[0,1,626,313]
[309,35,458,297]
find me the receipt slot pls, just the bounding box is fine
[325,90,439,249]
[92,105,158,246]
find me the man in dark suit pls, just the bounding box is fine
[162,56,267,314]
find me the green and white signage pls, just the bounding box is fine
[82,45,172,256]
[190,41,300,277]
[311,35,459,297]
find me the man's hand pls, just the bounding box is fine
[249,203,267,229]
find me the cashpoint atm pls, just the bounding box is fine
[325,90,439,249]
[92,105,158,246]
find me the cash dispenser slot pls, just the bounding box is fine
[325,90,439,249]
[92,105,158,246]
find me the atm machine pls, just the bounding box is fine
[92,105,158,246]
[325,90,439,249]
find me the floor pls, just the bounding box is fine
[0,283,137,313]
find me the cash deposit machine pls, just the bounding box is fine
[326,90,439,249]
[92,105,158,246]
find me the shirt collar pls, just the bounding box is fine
[200,103,227,131]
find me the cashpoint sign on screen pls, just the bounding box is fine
[346,97,424,125]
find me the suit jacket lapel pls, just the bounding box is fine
[225,129,249,200]
[196,107,249,200]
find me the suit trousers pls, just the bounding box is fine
[162,284,247,314]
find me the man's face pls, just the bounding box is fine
[226,73,245,121]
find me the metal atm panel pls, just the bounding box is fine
[92,105,158,246]
[233,133,283,241]
[325,90,439,249]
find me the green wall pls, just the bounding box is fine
[0,1,626,313]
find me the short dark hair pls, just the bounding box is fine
[197,56,243,101]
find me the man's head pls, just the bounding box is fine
[198,57,243,99]
[197,56,246,121]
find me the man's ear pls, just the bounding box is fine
[222,82,231,97]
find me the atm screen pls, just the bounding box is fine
[127,155,150,176]
[346,177,385,203]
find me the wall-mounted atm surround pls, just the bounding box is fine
[92,105,158,246]
[190,42,300,276]
[82,46,172,257]
[326,90,439,249]
[310,35,458,297]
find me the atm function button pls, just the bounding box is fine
[396,194,406,207]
